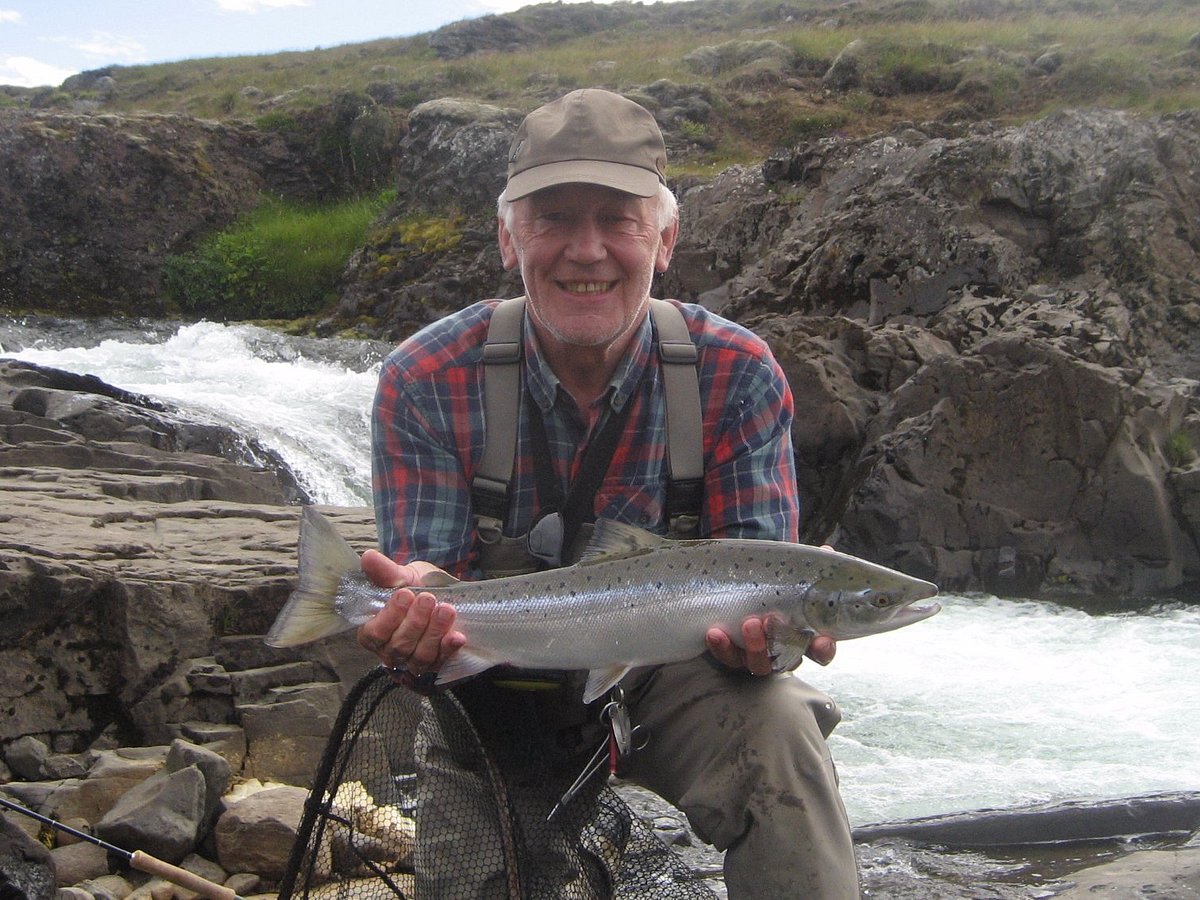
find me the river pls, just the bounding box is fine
[3,317,1198,830]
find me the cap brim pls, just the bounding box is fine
[502,159,662,201]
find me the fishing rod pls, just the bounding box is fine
[0,794,243,900]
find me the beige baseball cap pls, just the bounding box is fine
[502,89,667,201]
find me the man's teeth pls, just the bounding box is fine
[562,282,612,293]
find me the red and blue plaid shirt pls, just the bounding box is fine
[372,299,799,577]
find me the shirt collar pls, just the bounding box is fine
[523,308,654,414]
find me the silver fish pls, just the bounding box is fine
[267,507,940,703]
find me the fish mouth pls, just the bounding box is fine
[896,598,941,624]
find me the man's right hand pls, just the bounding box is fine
[356,550,466,680]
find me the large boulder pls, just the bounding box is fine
[0,112,291,316]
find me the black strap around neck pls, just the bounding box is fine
[527,391,637,566]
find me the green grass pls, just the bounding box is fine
[41,0,1196,170]
[162,189,394,320]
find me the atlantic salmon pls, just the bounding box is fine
[266,507,940,702]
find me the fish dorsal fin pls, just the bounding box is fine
[419,570,461,588]
[578,518,670,565]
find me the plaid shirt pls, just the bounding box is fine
[372,299,799,577]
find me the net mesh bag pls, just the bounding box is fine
[277,667,718,900]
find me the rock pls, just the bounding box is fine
[330,98,523,340]
[662,109,1200,596]
[94,764,207,865]
[49,840,109,889]
[1053,846,1200,897]
[852,791,1200,848]
[42,747,167,824]
[214,785,309,881]
[164,740,232,833]
[6,735,50,780]
[238,682,343,786]
[0,814,56,900]
[0,112,278,316]
[682,40,794,77]
[0,359,370,755]
[823,38,865,91]
[76,874,133,900]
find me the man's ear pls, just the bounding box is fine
[656,217,679,273]
[498,217,519,271]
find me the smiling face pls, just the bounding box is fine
[498,183,678,357]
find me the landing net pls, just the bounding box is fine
[277,667,717,899]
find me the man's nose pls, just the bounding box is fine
[564,219,607,263]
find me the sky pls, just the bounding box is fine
[0,0,677,89]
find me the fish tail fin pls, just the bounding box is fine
[265,507,362,648]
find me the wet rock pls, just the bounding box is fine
[0,814,56,900]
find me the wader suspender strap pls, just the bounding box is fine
[469,297,704,540]
[650,298,704,532]
[471,297,525,534]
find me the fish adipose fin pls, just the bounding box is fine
[265,507,362,648]
[583,664,633,704]
[765,619,815,673]
[579,519,671,565]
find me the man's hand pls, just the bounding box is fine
[705,617,836,675]
[356,549,466,678]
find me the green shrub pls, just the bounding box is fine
[1165,431,1195,468]
[163,189,393,320]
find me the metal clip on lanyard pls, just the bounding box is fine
[547,685,647,822]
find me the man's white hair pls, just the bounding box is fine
[496,183,679,234]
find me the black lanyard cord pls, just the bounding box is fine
[527,389,637,565]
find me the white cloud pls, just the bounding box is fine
[472,0,687,11]
[73,32,148,62]
[216,0,314,11]
[0,56,77,88]
[0,9,22,24]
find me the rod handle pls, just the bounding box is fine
[130,851,238,900]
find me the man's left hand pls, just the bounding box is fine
[705,617,836,675]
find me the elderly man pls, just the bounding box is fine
[357,89,859,898]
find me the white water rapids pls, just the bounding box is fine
[3,318,1198,828]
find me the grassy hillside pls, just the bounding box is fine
[7,0,1198,175]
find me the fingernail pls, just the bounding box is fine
[434,605,454,626]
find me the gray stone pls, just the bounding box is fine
[49,841,109,889]
[214,786,308,881]
[238,683,343,786]
[75,874,132,900]
[95,765,207,865]
[0,814,56,900]
[165,740,232,834]
[7,735,50,780]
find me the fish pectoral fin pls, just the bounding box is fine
[433,648,501,687]
[765,620,815,673]
[582,665,633,704]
